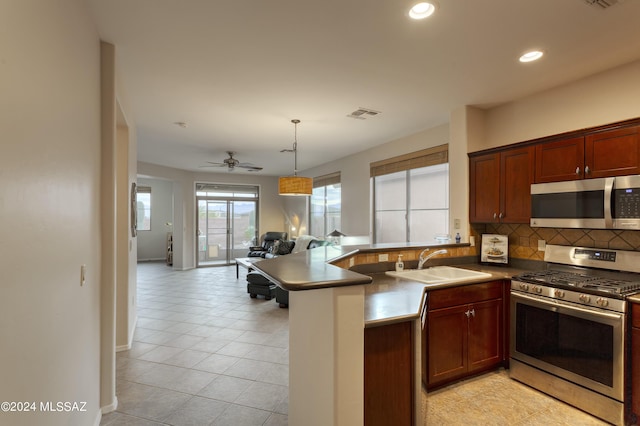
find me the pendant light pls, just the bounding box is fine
[279,119,313,196]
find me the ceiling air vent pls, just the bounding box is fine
[583,0,619,9]
[347,107,381,120]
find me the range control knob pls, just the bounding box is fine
[554,289,566,298]
[519,283,529,291]
[532,285,543,294]
[579,294,591,303]
[596,297,609,307]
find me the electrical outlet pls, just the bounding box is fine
[454,218,461,229]
[378,253,389,262]
[349,257,355,268]
[538,240,546,251]
[470,236,475,247]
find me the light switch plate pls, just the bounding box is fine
[378,254,389,262]
[538,240,546,251]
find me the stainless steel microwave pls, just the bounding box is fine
[530,175,640,229]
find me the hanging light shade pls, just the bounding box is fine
[279,119,313,196]
[279,176,312,196]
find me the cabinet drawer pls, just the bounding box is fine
[429,281,503,310]
[632,303,640,329]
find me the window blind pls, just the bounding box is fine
[370,144,448,177]
[313,172,341,188]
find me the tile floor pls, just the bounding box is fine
[101,261,608,426]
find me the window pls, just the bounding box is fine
[371,145,449,244]
[310,172,341,238]
[136,186,151,231]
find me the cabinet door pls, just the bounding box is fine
[585,126,640,178]
[468,298,503,373]
[535,137,585,183]
[365,322,413,426]
[633,327,640,422]
[500,147,534,223]
[427,304,468,387]
[632,304,640,421]
[469,153,500,222]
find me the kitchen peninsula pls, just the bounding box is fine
[253,243,521,426]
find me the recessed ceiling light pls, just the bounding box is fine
[409,2,437,20]
[519,50,544,63]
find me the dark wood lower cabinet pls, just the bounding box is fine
[425,281,504,389]
[364,321,413,426]
[631,303,640,423]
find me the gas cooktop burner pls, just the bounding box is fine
[516,270,640,296]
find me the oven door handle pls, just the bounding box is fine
[511,291,623,321]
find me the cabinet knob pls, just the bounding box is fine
[499,212,504,219]
[493,213,497,220]
[575,167,580,176]
[465,309,475,318]
[585,166,590,175]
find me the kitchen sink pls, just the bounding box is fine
[385,266,492,285]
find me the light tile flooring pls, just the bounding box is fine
[101,262,608,426]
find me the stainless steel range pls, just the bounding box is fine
[511,244,640,425]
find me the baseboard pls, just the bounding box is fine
[93,409,102,426]
[99,396,118,419]
[116,315,138,352]
[116,343,130,352]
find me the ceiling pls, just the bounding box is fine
[86,0,640,176]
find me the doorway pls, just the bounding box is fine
[196,184,259,267]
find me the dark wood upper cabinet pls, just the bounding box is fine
[535,137,585,183]
[469,153,500,223]
[534,126,640,182]
[586,126,640,178]
[500,147,535,223]
[469,146,533,223]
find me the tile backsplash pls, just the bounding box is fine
[472,223,640,261]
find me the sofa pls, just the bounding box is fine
[246,235,332,307]
[247,231,289,258]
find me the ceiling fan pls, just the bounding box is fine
[200,151,263,172]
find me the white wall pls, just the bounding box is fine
[138,162,286,269]
[475,59,640,152]
[0,1,103,425]
[137,178,174,261]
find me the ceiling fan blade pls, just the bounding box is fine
[199,162,226,168]
[238,164,263,171]
[200,156,262,171]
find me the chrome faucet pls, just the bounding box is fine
[418,249,448,269]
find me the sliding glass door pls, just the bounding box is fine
[196,184,259,267]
